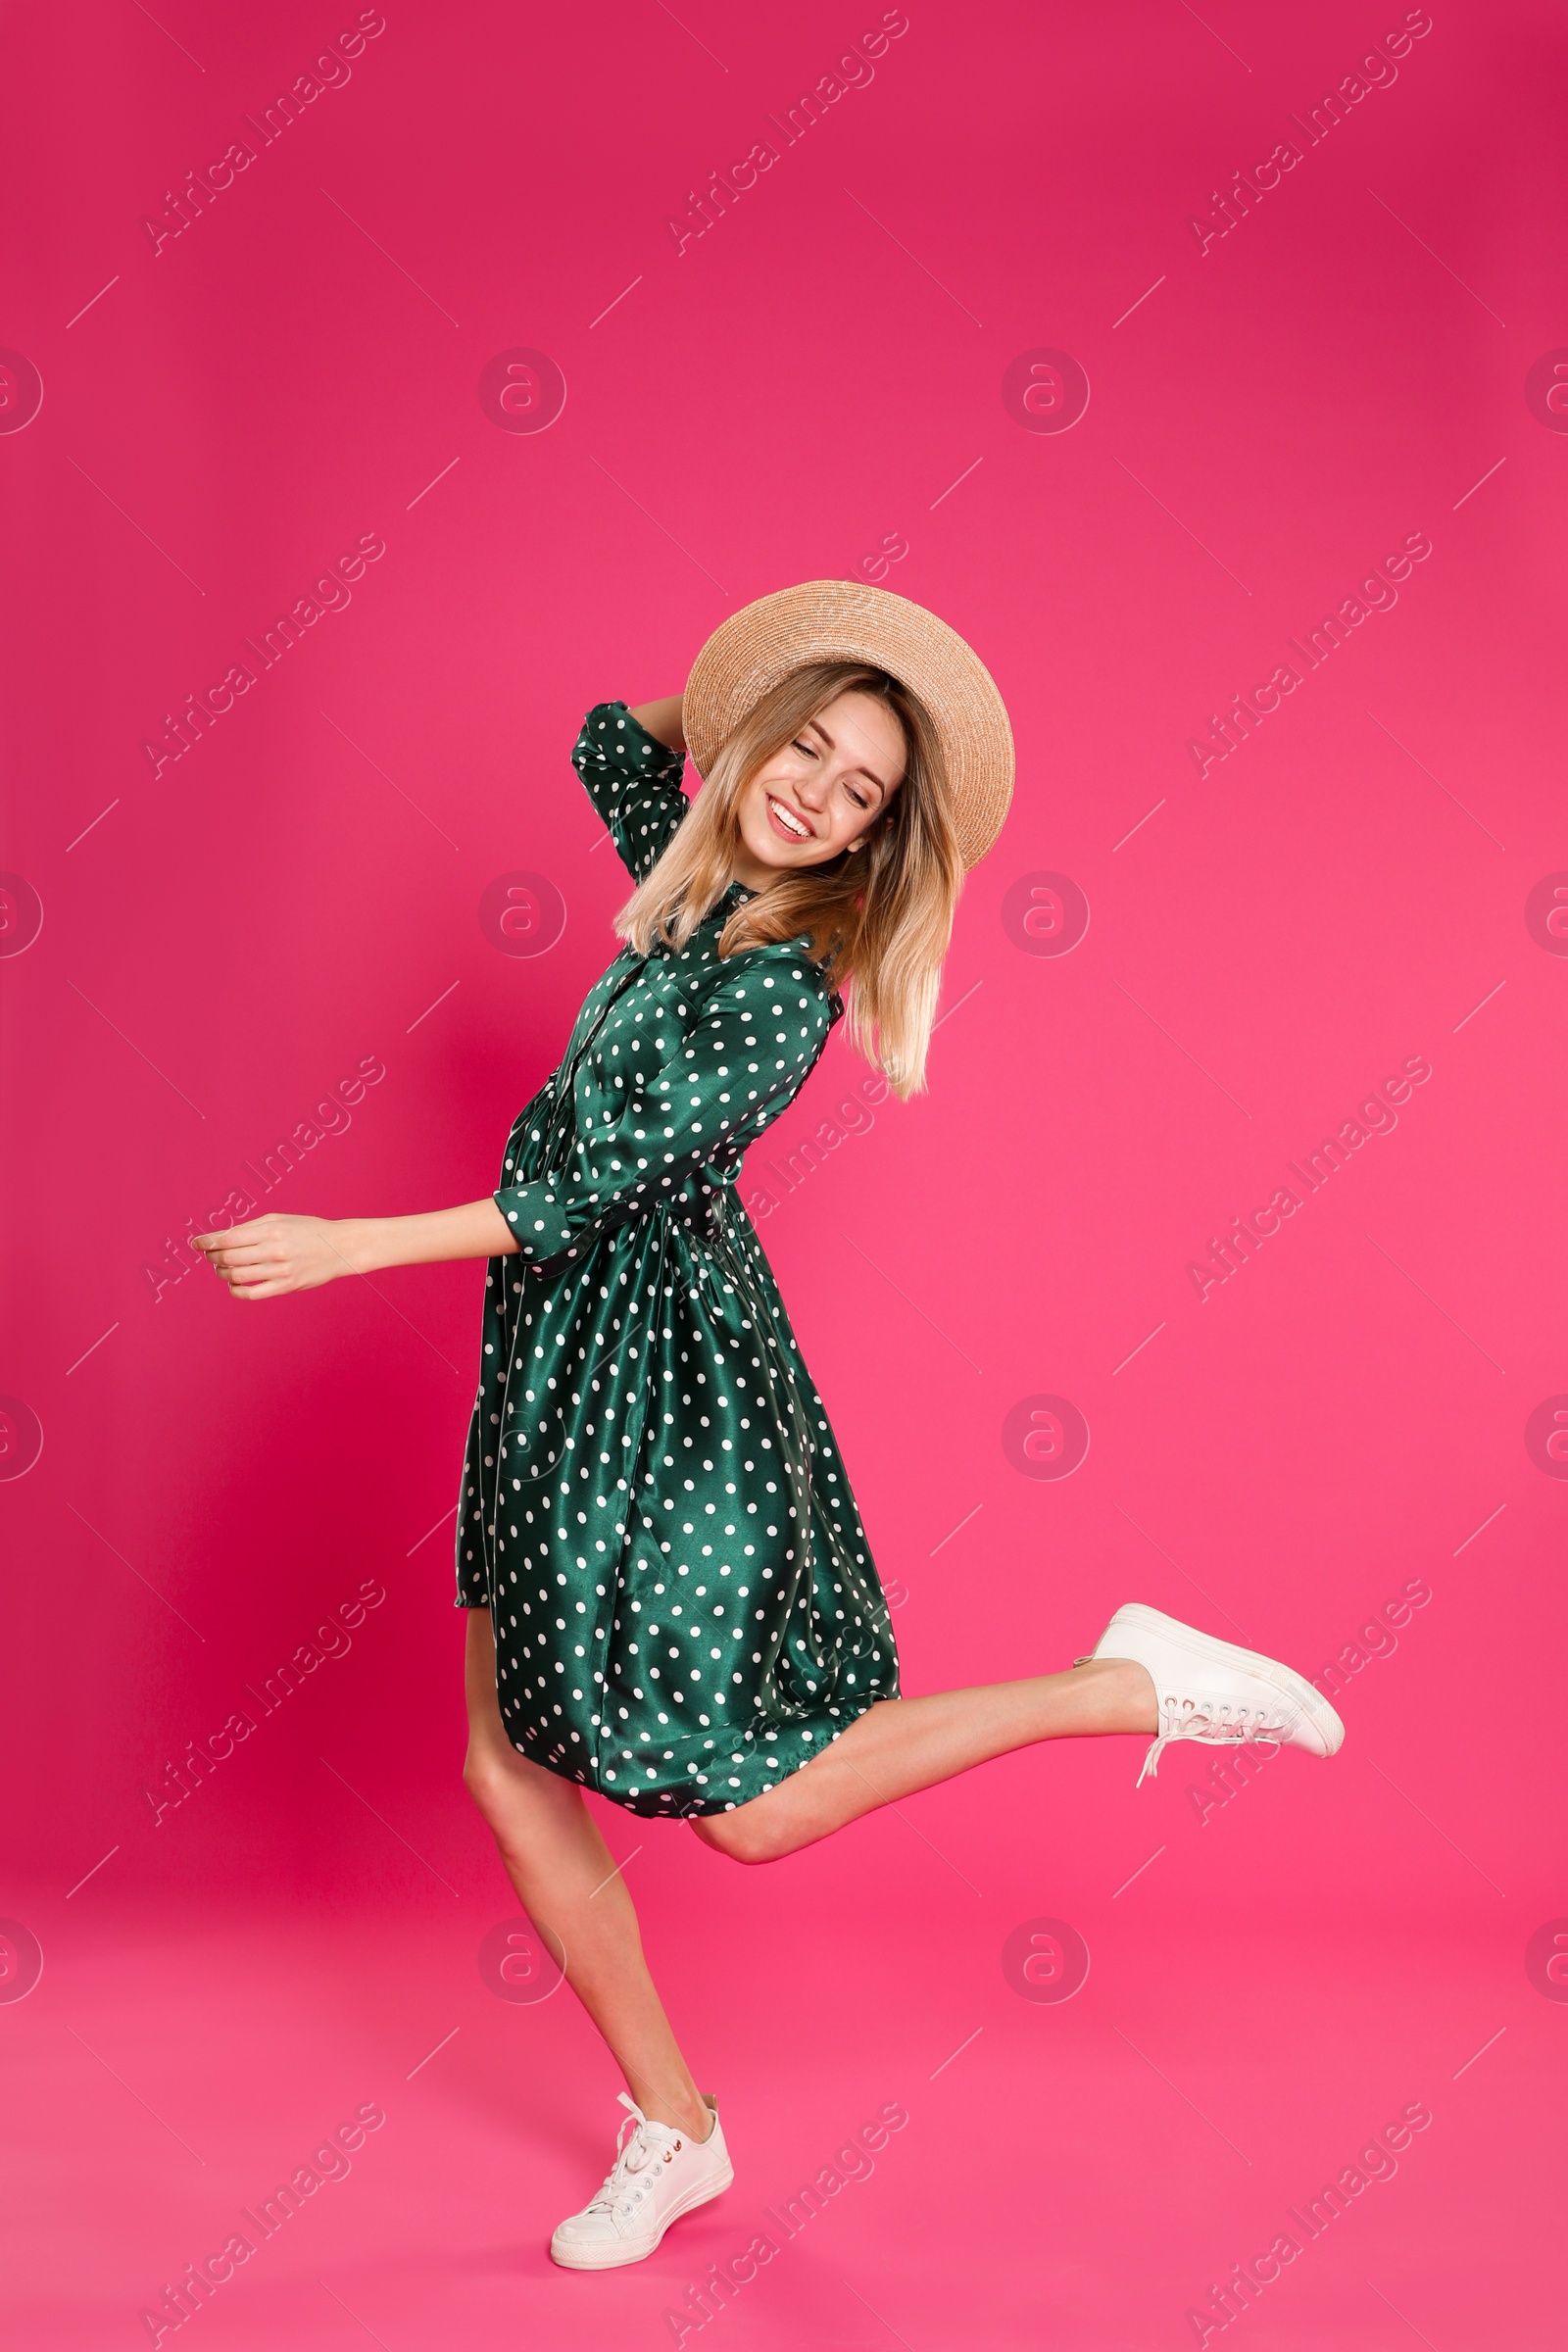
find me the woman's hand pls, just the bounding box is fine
[191,1200,515,1298]
[191,1212,360,1299]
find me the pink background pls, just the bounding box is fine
[3,1,1565,2343]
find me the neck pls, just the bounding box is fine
[725,849,776,895]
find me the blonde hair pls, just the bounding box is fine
[615,662,963,1097]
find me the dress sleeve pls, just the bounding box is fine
[573,701,690,881]
[494,952,832,1266]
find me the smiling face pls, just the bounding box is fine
[729,688,907,892]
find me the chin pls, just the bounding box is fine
[740,828,797,874]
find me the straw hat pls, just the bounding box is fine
[682,580,1014,868]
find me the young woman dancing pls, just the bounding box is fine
[194,581,1344,2271]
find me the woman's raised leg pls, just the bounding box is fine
[691,1657,1158,1864]
[461,1607,712,2140]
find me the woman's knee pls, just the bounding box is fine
[689,1807,788,1866]
[462,1742,515,1822]
[463,1738,592,1855]
[462,1733,552,1824]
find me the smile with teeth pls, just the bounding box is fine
[767,794,812,842]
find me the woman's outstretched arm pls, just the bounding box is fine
[191,1200,517,1300]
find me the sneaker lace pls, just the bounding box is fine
[584,2093,667,2220]
[1136,1692,1292,1788]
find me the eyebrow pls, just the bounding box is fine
[805,717,890,796]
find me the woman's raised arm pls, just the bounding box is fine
[191,1199,517,1300]
[626,695,685,751]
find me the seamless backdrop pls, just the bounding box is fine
[2,3,1565,2346]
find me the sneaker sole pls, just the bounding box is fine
[1100,1602,1346,1757]
[549,2161,735,2271]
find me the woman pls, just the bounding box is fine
[194,582,1344,2272]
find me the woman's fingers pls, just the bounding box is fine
[217,1264,297,1296]
[190,1212,342,1298]
[205,1254,283,1283]
[193,1215,292,1292]
[192,1213,282,1251]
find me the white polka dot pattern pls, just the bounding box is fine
[455,703,900,1818]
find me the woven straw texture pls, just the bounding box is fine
[682,579,1014,869]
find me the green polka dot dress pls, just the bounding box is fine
[457,703,900,1816]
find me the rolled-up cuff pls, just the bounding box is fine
[492,1178,582,1263]
[494,1159,712,1275]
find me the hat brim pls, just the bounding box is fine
[682,580,1014,869]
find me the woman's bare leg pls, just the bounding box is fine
[690,1656,1158,1864]
[461,1608,711,2139]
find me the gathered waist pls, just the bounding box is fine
[663,1176,740,1244]
[512,1165,744,1277]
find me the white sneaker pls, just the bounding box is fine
[549,2091,733,2271]
[1080,1601,1346,1787]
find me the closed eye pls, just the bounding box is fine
[793,733,872,808]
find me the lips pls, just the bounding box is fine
[766,793,813,843]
